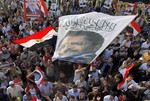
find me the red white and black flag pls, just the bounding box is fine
[118,64,135,89]
[126,20,141,36]
[13,26,57,48]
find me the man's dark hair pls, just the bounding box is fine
[72,84,77,88]
[80,74,85,78]
[26,92,31,96]
[13,75,17,79]
[127,74,134,78]
[69,96,75,99]
[110,92,116,97]
[115,73,123,83]
[80,90,86,94]
[59,30,104,52]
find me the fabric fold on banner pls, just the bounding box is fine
[52,12,136,64]
[13,26,57,48]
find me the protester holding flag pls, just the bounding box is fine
[117,74,146,91]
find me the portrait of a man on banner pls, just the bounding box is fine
[25,0,41,17]
[56,30,104,63]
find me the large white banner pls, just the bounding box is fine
[52,12,136,64]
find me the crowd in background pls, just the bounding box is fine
[0,0,150,101]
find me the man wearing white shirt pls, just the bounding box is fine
[139,61,150,71]
[29,29,35,35]
[40,78,53,101]
[19,21,26,31]
[75,75,87,89]
[120,36,132,48]
[54,92,68,101]
[7,81,24,99]
[2,23,10,35]
[11,0,17,10]
[67,85,80,99]
[118,74,145,91]
[103,92,118,101]
[104,46,113,60]
[139,39,150,55]
[23,92,41,101]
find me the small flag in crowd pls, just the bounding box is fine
[118,63,135,89]
[130,20,141,36]
[34,67,45,85]
[39,0,48,15]
[89,63,93,71]
[127,20,141,36]
[13,26,57,48]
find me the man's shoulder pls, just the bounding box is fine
[7,86,12,90]
[48,82,53,86]
[15,85,23,89]
[104,95,110,99]
[75,79,80,83]
[141,63,147,66]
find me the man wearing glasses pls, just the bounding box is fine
[56,30,104,63]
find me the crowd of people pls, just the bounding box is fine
[0,0,150,101]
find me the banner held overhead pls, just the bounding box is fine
[52,12,136,64]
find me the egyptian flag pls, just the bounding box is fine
[13,26,57,48]
[118,63,134,89]
[38,0,48,16]
[89,63,93,71]
[130,20,141,36]
[34,67,45,85]
[126,20,141,36]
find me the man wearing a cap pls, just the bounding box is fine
[6,81,24,100]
